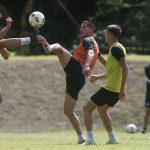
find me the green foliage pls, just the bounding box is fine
[0,0,150,55]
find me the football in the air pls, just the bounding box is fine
[29,11,45,27]
[126,124,137,133]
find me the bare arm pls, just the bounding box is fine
[84,49,95,77]
[119,57,129,101]
[89,73,107,83]
[98,54,107,66]
[0,17,12,40]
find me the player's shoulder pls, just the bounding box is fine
[111,42,126,54]
[82,37,95,50]
[82,37,94,42]
[111,42,126,60]
[112,43,124,50]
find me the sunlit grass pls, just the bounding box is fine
[9,52,57,60]
[9,53,150,62]
[127,54,150,62]
[9,55,57,60]
[0,130,150,150]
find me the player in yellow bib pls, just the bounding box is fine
[103,41,127,93]
[83,25,129,145]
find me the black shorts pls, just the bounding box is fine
[64,57,85,100]
[145,83,150,108]
[91,87,119,107]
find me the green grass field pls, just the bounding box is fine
[0,54,150,150]
[0,130,150,150]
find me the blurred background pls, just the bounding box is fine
[0,0,150,55]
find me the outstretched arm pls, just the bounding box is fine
[89,73,107,83]
[0,17,12,40]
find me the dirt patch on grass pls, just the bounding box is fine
[0,57,149,132]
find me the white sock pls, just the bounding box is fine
[87,131,94,141]
[108,131,117,141]
[47,45,53,53]
[20,37,31,45]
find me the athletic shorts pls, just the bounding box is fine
[91,87,119,107]
[145,83,150,108]
[64,57,85,100]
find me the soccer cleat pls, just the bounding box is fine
[77,139,86,144]
[82,140,96,145]
[106,139,118,144]
[141,128,147,134]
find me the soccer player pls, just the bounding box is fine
[83,24,128,145]
[141,64,150,133]
[0,16,35,104]
[37,20,106,144]
[0,17,13,60]
[0,17,34,58]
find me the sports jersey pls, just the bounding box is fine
[103,42,126,92]
[145,64,150,83]
[74,37,99,71]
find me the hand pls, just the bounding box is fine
[83,65,91,77]
[119,90,126,101]
[37,35,50,53]
[89,75,97,83]
[5,17,13,28]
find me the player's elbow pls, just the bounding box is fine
[88,50,94,58]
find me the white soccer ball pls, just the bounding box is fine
[29,11,45,27]
[126,124,137,133]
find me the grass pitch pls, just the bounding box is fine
[0,130,150,150]
[0,54,150,150]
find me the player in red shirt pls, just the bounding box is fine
[38,20,105,144]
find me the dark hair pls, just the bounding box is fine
[82,20,95,32]
[106,24,122,38]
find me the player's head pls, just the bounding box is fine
[104,24,122,44]
[80,20,95,38]
[105,24,122,39]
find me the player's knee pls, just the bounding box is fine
[64,109,69,116]
[64,109,73,118]
[99,109,109,119]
